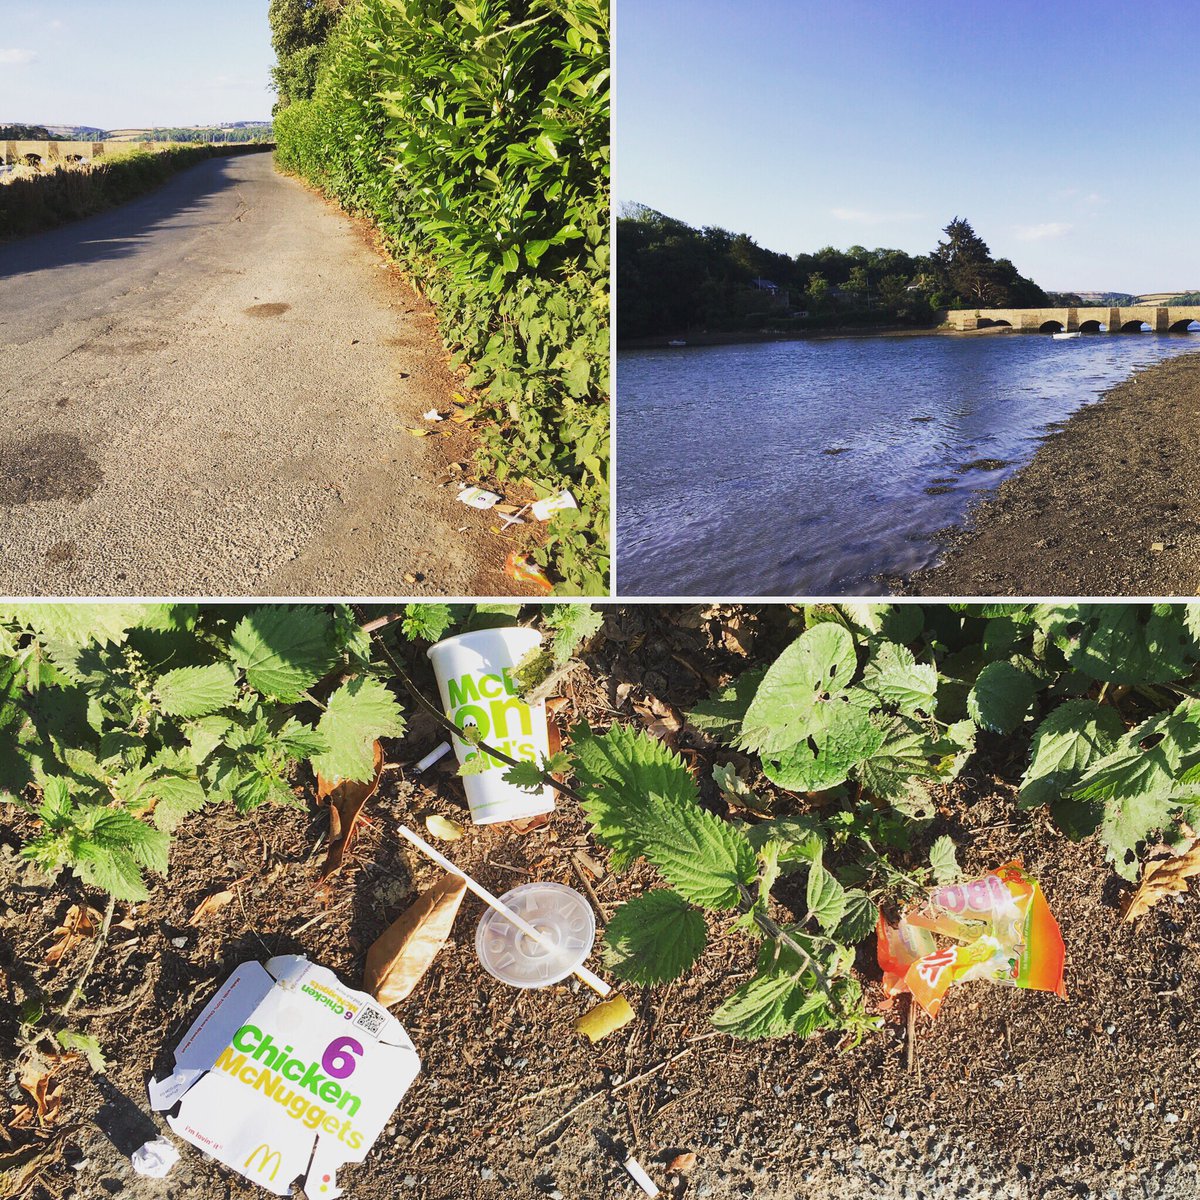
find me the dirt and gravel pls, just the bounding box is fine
[902,351,1200,597]
[0,150,524,597]
[2,606,1198,1200]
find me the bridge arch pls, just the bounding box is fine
[1169,318,1200,333]
[1039,319,1064,333]
[1078,319,1106,333]
[1119,319,1150,332]
[977,318,1012,328]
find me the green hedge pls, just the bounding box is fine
[0,146,264,239]
[274,0,609,595]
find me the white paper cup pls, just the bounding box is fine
[427,627,555,824]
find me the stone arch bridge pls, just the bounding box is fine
[948,306,1200,333]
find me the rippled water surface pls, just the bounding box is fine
[616,333,1200,595]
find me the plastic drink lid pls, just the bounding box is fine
[475,883,596,988]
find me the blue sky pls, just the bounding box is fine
[0,1,274,128]
[617,0,1200,293]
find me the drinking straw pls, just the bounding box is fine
[398,824,612,997]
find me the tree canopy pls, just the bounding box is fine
[617,209,1048,341]
[269,0,349,111]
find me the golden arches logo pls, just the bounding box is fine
[244,1143,283,1181]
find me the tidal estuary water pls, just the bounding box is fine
[616,332,1200,595]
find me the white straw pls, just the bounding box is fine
[397,824,611,997]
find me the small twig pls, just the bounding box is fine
[536,1033,721,1138]
[570,851,612,921]
[361,612,406,635]
[525,658,582,707]
[905,995,917,1073]
[54,897,114,1027]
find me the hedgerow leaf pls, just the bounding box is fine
[805,858,847,933]
[603,890,706,985]
[311,677,405,784]
[570,723,699,870]
[229,606,337,701]
[1019,699,1125,810]
[156,663,239,718]
[740,624,858,755]
[929,835,960,884]
[710,968,809,1039]
[1059,606,1194,684]
[834,889,878,944]
[967,661,1038,734]
[687,669,765,743]
[762,701,883,792]
[861,641,937,714]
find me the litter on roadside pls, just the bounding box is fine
[457,486,502,511]
[876,861,1066,1018]
[148,955,420,1197]
[427,627,555,824]
[397,825,610,997]
[531,490,578,521]
[364,873,467,1006]
[412,742,452,774]
[475,882,595,988]
[131,1137,180,1179]
[574,995,635,1043]
[623,1154,660,1198]
[504,550,554,593]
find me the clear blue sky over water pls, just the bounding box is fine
[617,0,1199,293]
[0,1,274,128]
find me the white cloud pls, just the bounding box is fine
[0,48,37,65]
[1014,222,1072,241]
[49,18,66,31]
[830,207,920,225]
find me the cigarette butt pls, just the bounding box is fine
[624,1155,659,1197]
[574,995,635,1043]
[413,743,452,773]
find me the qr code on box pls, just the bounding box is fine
[353,1005,387,1039]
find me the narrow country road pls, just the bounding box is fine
[0,149,519,596]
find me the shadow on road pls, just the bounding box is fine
[0,150,272,280]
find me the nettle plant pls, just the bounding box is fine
[0,602,601,902]
[564,602,1200,1040]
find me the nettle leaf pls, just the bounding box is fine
[640,791,758,910]
[0,604,161,647]
[761,701,883,793]
[861,641,937,714]
[967,661,1038,734]
[834,889,878,944]
[1059,606,1194,684]
[311,676,405,784]
[929,835,960,884]
[743,816,825,871]
[571,722,698,870]
[710,967,808,1040]
[687,669,765,743]
[149,774,209,833]
[603,890,707,985]
[543,603,604,665]
[1019,699,1126,811]
[740,624,859,755]
[858,714,940,815]
[229,606,338,702]
[74,844,148,902]
[1102,791,1176,881]
[156,663,239,718]
[805,858,847,933]
[502,760,545,792]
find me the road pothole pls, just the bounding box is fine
[0,433,104,506]
[245,303,291,318]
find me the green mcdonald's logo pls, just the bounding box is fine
[244,1143,283,1181]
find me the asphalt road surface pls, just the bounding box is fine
[0,149,517,596]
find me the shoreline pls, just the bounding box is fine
[897,350,1200,597]
[617,323,1015,350]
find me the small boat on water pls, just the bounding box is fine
[1051,331,1082,340]
[667,339,687,347]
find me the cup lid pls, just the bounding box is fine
[475,883,596,988]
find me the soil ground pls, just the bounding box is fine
[901,351,1200,597]
[0,150,532,598]
[1,606,1198,1200]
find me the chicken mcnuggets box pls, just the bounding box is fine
[149,955,420,1197]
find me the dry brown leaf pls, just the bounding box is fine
[1122,839,1200,921]
[0,1137,66,1197]
[45,904,99,966]
[188,888,235,926]
[633,695,684,745]
[424,814,464,841]
[317,741,385,880]
[18,1064,62,1127]
[509,812,553,834]
[363,873,467,1006]
[545,696,570,715]
[668,1152,698,1173]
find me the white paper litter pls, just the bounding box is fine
[623,1154,660,1197]
[422,410,444,422]
[531,491,578,521]
[458,486,502,511]
[131,1137,180,1178]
